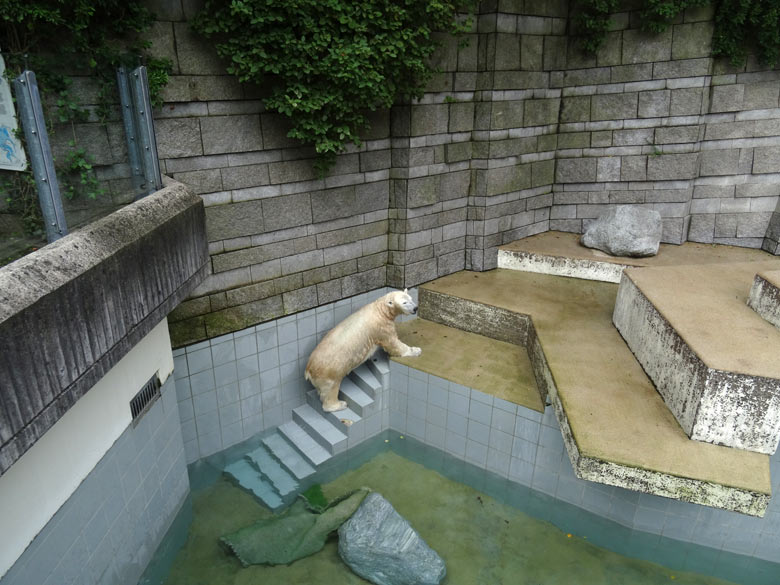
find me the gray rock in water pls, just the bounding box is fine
[338,492,446,585]
[581,205,663,257]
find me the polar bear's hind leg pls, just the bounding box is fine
[314,378,348,412]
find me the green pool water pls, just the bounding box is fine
[141,432,777,585]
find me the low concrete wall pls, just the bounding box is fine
[0,178,208,474]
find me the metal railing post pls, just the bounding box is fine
[12,71,68,242]
[116,66,146,198]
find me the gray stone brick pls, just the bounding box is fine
[524,98,560,126]
[155,118,203,159]
[280,249,323,276]
[311,186,356,223]
[737,213,774,237]
[613,128,653,146]
[206,201,263,240]
[622,28,672,63]
[173,169,223,194]
[736,183,780,198]
[561,96,591,123]
[521,35,543,71]
[647,153,699,180]
[597,157,621,182]
[411,104,449,136]
[563,67,611,87]
[491,101,524,130]
[146,21,178,71]
[532,160,555,187]
[753,146,780,173]
[638,90,670,118]
[710,84,745,113]
[620,155,647,181]
[359,149,391,173]
[283,286,318,314]
[495,33,521,70]
[597,31,622,67]
[687,214,715,242]
[714,213,737,237]
[174,22,227,75]
[671,22,714,59]
[448,102,475,133]
[555,158,597,183]
[445,141,473,163]
[743,82,780,110]
[591,93,638,121]
[700,149,740,176]
[543,36,567,71]
[317,280,342,304]
[487,164,532,195]
[262,193,312,231]
[162,75,243,102]
[356,180,389,211]
[260,113,298,149]
[221,164,270,191]
[341,267,386,297]
[408,175,440,207]
[654,125,699,144]
[268,159,318,184]
[441,171,471,200]
[323,242,362,265]
[610,63,653,83]
[201,115,263,155]
[670,87,704,115]
[557,132,590,149]
[693,184,735,199]
[591,130,612,147]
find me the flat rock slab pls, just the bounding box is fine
[339,492,446,585]
[581,206,663,257]
[421,269,770,515]
[394,318,543,412]
[748,269,780,330]
[499,231,773,283]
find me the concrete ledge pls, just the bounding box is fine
[614,263,780,454]
[0,178,209,475]
[419,269,771,516]
[749,270,780,330]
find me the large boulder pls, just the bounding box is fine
[581,205,663,257]
[338,492,446,585]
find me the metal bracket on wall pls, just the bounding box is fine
[117,66,163,200]
[13,70,68,243]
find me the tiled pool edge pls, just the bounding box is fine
[0,378,189,585]
[386,360,780,565]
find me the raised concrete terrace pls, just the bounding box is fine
[749,269,780,330]
[414,268,771,515]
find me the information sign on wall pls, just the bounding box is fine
[0,52,27,172]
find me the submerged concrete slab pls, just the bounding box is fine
[749,269,780,330]
[394,318,544,413]
[614,261,780,454]
[499,231,773,283]
[419,269,770,516]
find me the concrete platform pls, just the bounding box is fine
[749,269,780,329]
[419,269,771,516]
[393,318,544,413]
[499,231,773,283]
[614,260,780,453]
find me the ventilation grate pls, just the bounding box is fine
[130,375,161,423]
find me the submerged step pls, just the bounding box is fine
[292,404,348,454]
[748,269,780,330]
[419,269,771,516]
[278,421,332,466]
[498,231,774,283]
[245,446,298,497]
[394,318,543,413]
[614,261,780,454]
[261,432,316,480]
[223,459,284,511]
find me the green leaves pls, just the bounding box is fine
[193,0,475,173]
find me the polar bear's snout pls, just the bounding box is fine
[397,295,418,315]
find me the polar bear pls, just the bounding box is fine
[305,289,422,412]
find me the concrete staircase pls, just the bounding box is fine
[407,231,780,516]
[223,355,388,510]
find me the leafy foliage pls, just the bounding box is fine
[574,0,780,67]
[193,0,475,172]
[1,0,169,237]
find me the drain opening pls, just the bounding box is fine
[130,374,161,424]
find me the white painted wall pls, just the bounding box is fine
[0,319,175,579]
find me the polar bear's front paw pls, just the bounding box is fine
[403,346,422,357]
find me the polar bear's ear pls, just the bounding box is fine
[403,288,408,293]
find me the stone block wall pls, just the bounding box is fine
[138,0,780,345]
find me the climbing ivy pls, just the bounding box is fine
[193,0,476,173]
[1,0,171,237]
[573,0,780,67]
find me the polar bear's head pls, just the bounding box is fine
[386,288,418,316]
